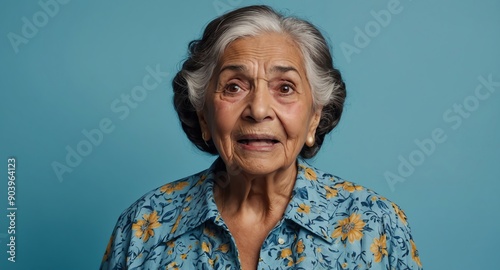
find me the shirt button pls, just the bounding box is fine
[278,238,285,244]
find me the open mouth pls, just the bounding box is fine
[238,139,279,145]
[236,134,280,148]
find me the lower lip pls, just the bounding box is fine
[237,140,278,151]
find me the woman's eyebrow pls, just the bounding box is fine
[269,65,299,74]
[218,64,301,78]
[270,65,302,80]
[219,64,247,75]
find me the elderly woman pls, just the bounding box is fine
[101,5,422,270]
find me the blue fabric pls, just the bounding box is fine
[101,158,423,269]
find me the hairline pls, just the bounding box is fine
[186,9,333,112]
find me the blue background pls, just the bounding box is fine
[1,0,499,269]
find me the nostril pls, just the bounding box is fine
[243,114,257,122]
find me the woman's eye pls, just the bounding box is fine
[224,83,242,93]
[279,84,294,95]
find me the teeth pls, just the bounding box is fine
[239,139,276,145]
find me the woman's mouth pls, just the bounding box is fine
[236,134,280,150]
[238,139,279,145]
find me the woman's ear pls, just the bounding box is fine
[197,110,211,141]
[306,108,322,146]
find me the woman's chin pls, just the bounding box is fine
[226,155,295,178]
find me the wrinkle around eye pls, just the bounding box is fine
[216,80,251,100]
[269,80,297,96]
[224,83,243,94]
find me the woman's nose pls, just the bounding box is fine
[242,81,274,122]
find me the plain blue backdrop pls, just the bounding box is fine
[1,0,499,269]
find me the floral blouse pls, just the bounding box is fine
[100,158,423,269]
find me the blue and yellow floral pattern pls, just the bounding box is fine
[101,158,423,269]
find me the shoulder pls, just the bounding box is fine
[114,168,209,228]
[299,161,423,268]
[299,160,408,226]
[100,168,213,269]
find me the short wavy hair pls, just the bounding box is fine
[172,5,346,158]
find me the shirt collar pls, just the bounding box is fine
[167,158,228,240]
[284,158,334,243]
[168,157,334,244]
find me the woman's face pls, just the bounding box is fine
[198,33,322,176]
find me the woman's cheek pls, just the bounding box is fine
[278,104,310,138]
[212,102,238,141]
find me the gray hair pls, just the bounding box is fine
[173,5,346,158]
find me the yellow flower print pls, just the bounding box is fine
[304,167,317,180]
[180,253,187,260]
[370,234,388,263]
[170,214,182,234]
[160,181,189,194]
[166,262,179,270]
[391,202,408,225]
[195,174,207,186]
[297,203,311,214]
[203,227,215,237]
[331,213,365,243]
[280,248,292,258]
[296,256,306,264]
[132,211,161,242]
[371,195,387,201]
[296,239,305,254]
[335,181,363,192]
[202,241,211,253]
[294,241,307,264]
[102,236,113,261]
[410,239,422,267]
[218,243,229,253]
[208,256,218,266]
[342,262,348,269]
[324,185,338,199]
[167,240,175,248]
[160,183,175,194]
[277,247,294,267]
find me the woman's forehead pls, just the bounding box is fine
[218,33,305,73]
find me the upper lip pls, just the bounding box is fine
[236,134,280,142]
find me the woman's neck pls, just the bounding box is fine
[214,162,297,225]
